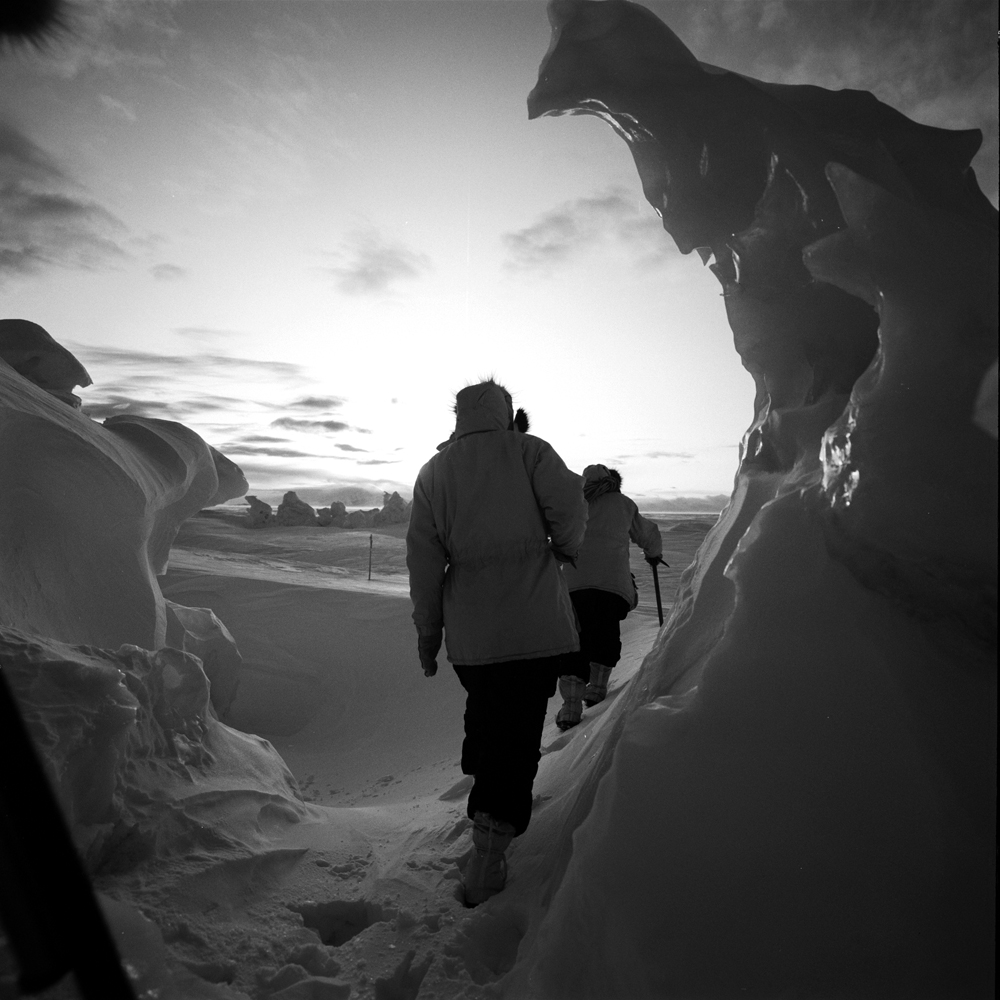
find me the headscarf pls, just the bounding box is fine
[582,464,621,503]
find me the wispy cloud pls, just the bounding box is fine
[358,459,399,466]
[224,434,288,446]
[502,189,671,273]
[151,263,186,281]
[72,344,304,382]
[612,449,696,462]
[65,346,379,480]
[272,416,350,433]
[0,119,130,282]
[81,391,249,421]
[68,344,315,431]
[226,434,288,448]
[218,444,327,459]
[288,395,345,410]
[174,326,246,342]
[321,228,432,295]
[99,94,137,123]
[236,459,348,486]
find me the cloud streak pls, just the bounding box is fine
[288,395,345,411]
[321,228,432,295]
[225,434,288,445]
[70,344,324,436]
[502,189,672,273]
[72,343,304,382]
[217,445,331,459]
[81,391,252,421]
[151,263,187,281]
[644,450,695,460]
[272,416,351,433]
[0,119,130,282]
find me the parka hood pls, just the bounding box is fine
[453,381,514,439]
[582,464,621,502]
[583,464,611,482]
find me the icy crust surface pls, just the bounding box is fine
[0,349,248,651]
[0,626,307,873]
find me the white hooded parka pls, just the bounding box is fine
[406,382,587,665]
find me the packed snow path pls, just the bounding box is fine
[82,512,704,1000]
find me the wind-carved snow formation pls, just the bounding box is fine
[1,630,306,871]
[1,320,307,868]
[521,2,997,996]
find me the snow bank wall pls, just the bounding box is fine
[1,626,308,872]
[0,346,247,651]
[0,326,306,872]
[521,2,997,995]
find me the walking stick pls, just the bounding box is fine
[649,558,667,626]
[368,533,373,581]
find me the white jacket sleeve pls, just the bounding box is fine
[529,440,588,563]
[629,504,663,559]
[405,470,447,631]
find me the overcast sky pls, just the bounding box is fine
[2,0,996,497]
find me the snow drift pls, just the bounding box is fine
[0,323,308,880]
[0,627,307,872]
[518,2,997,996]
[0,320,248,653]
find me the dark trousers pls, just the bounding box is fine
[453,657,565,836]
[566,589,630,683]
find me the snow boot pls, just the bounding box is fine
[555,675,585,731]
[464,811,515,906]
[584,662,613,706]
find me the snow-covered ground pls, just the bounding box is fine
[2,514,707,1000]
[3,2,995,994]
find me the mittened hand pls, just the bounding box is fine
[417,629,443,677]
[645,555,669,567]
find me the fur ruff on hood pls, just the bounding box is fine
[582,464,622,502]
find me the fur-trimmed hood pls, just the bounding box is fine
[453,381,513,439]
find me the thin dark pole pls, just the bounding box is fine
[651,562,664,626]
[368,533,373,581]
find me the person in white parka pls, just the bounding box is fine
[406,380,587,905]
[557,464,665,730]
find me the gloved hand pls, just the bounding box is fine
[550,547,578,567]
[645,554,669,568]
[416,627,443,677]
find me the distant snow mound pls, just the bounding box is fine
[343,507,379,529]
[635,494,729,513]
[666,519,716,534]
[374,490,411,525]
[276,490,318,527]
[1,626,307,873]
